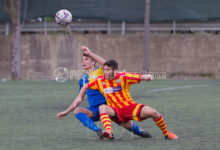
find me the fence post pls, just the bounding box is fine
[121,21,126,35]
[44,17,47,35]
[5,22,10,36]
[107,20,111,34]
[144,0,150,72]
[173,20,176,35]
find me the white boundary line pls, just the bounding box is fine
[146,83,220,93]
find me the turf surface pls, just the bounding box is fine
[0,79,220,150]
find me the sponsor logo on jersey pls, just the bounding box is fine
[104,86,122,94]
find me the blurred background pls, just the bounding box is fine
[1,1,220,150]
[0,0,220,80]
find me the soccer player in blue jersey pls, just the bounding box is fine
[56,46,151,139]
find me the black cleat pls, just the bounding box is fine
[139,130,152,138]
[97,129,103,139]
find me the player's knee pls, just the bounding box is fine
[123,121,133,129]
[151,109,160,119]
[73,107,84,116]
[99,104,107,112]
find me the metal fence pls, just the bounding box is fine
[1,21,220,35]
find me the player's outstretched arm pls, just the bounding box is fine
[56,96,83,120]
[80,45,106,65]
[78,84,88,98]
[140,74,153,81]
[56,85,88,120]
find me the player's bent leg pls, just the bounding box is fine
[99,104,115,139]
[73,107,103,138]
[139,105,160,120]
[99,104,115,116]
[73,107,94,117]
[120,120,133,129]
[139,106,178,139]
[153,114,178,139]
[120,121,152,138]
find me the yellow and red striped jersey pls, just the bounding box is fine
[87,72,141,108]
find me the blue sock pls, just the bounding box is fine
[75,112,100,132]
[127,122,142,135]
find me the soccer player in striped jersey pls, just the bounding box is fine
[56,46,151,139]
[80,59,178,140]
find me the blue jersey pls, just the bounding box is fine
[79,66,106,108]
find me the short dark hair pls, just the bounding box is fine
[104,60,118,70]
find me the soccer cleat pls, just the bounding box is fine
[97,129,103,139]
[165,130,178,139]
[102,130,114,140]
[139,130,152,138]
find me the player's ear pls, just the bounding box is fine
[91,58,96,65]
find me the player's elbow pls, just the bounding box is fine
[100,59,106,66]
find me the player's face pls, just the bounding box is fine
[103,65,116,80]
[82,56,95,70]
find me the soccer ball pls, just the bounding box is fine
[55,9,72,26]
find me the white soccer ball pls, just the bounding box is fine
[55,9,72,26]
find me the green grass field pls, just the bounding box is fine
[0,79,220,150]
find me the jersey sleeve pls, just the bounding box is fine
[125,72,141,84]
[87,79,98,90]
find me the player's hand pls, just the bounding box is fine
[141,74,153,81]
[146,74,153,81]
[56,111,68,120]
[80,45,92,55]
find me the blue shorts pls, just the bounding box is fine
[85,107,101,122]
